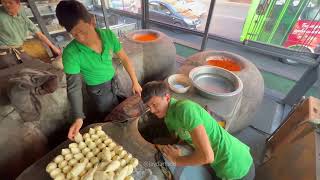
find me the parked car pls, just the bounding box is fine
[148,0,201,30]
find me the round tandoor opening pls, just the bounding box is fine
[206,56,242,72]
[132,31,159,42]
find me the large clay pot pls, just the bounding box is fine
[113,29,176,97]
[179,51,264,133]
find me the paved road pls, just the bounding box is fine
[198,2,250,41]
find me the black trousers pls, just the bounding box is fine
[86,79,119,118]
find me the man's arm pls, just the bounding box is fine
[162,125,214,166]
[115,49,142,96]
[66,74,85,140]
[35,32,61,56]
[66,74,85,120]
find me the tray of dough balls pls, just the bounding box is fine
[46,126,139,180]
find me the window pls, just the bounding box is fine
[159,4,171,14]
[241,0,320,54]
[149,2,160,12]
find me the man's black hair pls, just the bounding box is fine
[141,81,170,103]
[56,0,91,32]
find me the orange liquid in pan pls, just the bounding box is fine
[133,34,158,41]
[207,59,241,71]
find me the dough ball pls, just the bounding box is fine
[49,168,61,178]
[73,153,84,160]
[62,165,72,174]
[120,159,127,167]
[86,152,94,159]
[82,147,91,155]
[61,148,71,156]
[92,148,100,156]
[117,150,127,158]
[70,147,80,154]
[74,133,83,143]
[79,158,89,164]
[112,155,120,161]
[68,143,78,149]
[78,142,87,150]
[91,134,99,141]
[89,128,95,135]
[94,126,102,131]
[97,143,106,150]
[125,176,134,180]
[100,150,112,162]
[54,155,64,164]
[94,139,103,145]
[70,162,86,177]
[110,151,116,158]
[99,134,109,141]
[68,159,78,166]
[85,162,93,170]
[124,154,132,162]
[126,165,134,176]
[83,133,90,139]
[108,142,116,150]
[64,154,73,161]
[103,138,112,145]
[46,162,57,173]
[90,157,99,164]
[84,137,92,144]
[104,160,121,172]
[88,141,96,150]
[53,173,65,180]
[96,130,105,137]
[129,158,139,168]
[58,160,68,169]
[114,146,123,152]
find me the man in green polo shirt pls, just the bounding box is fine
[141,81,255,180]
[55,0,142,140]
[0,0,61,69]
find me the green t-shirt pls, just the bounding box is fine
[0,6,39,46]
[164,98,253,179]
[62,28,122,85]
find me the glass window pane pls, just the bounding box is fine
[150,23,202,49]
[108,0,141,13]
[148,0,210,32]
[89,0,142,35]
[241,0,320,54]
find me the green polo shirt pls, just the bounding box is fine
[164,98,253,179]
[0,6,39,46]
[62,28,121,85]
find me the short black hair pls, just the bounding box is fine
[56,0,91,32]
[141,81,170,103]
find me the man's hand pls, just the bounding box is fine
[51,46,62,56]
[132,81,142,96]
[160,145,182,165]
[68,118,83,140]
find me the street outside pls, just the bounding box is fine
[197,0,251,41]
[111,0,251,41]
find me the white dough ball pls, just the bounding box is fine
[64,154,73,161]
[54,155,64,164]
[61,148,71,155]
[69,143,78,149]
[58,160,68,169]
[46,162,57,173]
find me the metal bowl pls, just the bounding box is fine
[189,65,243,99]
[167,74,191,93]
